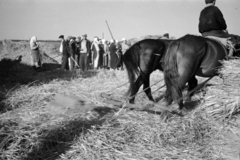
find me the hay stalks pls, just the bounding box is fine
[0,69,225,160]
[201,59,240,118]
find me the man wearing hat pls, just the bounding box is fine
[102,39,110,69]
[59,35,70,71]
[79,34,91,71]
[198,0,235,57]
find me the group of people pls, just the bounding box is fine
[29,0,238,71]
[58,34,130,72]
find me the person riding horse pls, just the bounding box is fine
[199,0,236,57]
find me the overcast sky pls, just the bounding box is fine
[0,0,239,40]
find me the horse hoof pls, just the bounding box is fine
[184,97,191,102]
[129,100,135,104]
[179,107,188,116]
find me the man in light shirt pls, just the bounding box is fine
[79,34,91,71]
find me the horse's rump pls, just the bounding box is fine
[164,34,227,109]
[197,38,227,77]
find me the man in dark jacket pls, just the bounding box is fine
[59,35,69,71]
[75,36,81,68]
[198,0,235,57]
[199,0,227,37]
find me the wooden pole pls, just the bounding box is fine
[105,20,114,40]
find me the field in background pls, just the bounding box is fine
[11,39,61,48]
[0,39,240,160]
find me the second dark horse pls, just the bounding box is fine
[164,34,228,110]
[123,38,172,103]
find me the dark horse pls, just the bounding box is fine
[164,34,228,110]
[123,38,173,103]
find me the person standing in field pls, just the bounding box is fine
[102,39,110,69]
[59,35,69,71]
[79,34,91,72]
[115,39,123,70]
[109,39,118,70]
[75,36,81,68]
[98,39,104,69]
[69,37,76,71]
[29,36,41,70]
[91,36,100,69]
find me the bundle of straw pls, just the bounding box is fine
[201,59,240,118]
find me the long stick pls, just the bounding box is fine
[106,20,114,40]
[70,56,80,68]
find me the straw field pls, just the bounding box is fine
[0,40,240,160]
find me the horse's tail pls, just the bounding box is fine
[164,40,182,104]
[122,44,141,96]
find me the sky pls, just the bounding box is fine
[0,0,239,41]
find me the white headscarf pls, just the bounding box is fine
[121,38,126,41]
[30,36,37,44]
[30,36,38,50]
[110,39,115,43]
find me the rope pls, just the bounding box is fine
[70,56,80,68]
[103,78,165,101]
[106,81,129,94]
[127,79,164,100]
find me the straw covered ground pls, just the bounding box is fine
[0,40,240,160]
[200,60,240,119]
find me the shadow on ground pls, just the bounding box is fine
[0,57,99,114]
[24,107,114,160]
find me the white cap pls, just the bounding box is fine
[121,38,126,41]
[94,37,98,42]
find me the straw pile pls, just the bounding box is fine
[0,67,230,160]
[1,39,238,160]
[201,59,240,118]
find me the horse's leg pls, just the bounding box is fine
[165,87,173,105]
[186,76,198,101]
[128,76,144,104]
[176,66,194,110]
[143,74,154,101]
